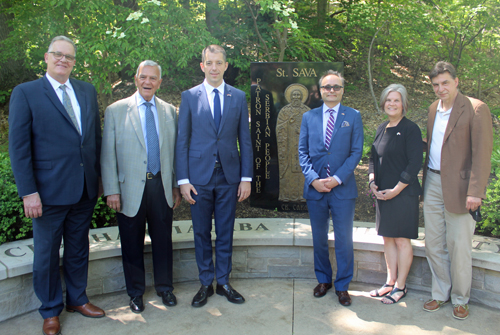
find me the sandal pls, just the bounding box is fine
[381,286,407,304]
[369,283,394,297]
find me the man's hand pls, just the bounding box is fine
[180,183,198,205]
[312,179,332,193]
[324,177,339,190]
[172,187,182,209]
[466,196,482,211]
[106,194,121,212]
[23,193,43,218]
[237,181,251,202]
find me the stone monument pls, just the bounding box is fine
[250,62,343,211]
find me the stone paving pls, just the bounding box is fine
[1,279,498,335]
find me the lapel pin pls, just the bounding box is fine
[397,132,401,135]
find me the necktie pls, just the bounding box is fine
[59,84,81,135]
[144,102,160,175]
[213,88,221,130]
[325,109,335,177]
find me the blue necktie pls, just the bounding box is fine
[213,88,221,131]
[144,102,160,175]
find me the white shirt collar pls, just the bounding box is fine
[135,91,156,108]
[323,103,340,114]
[203,79,225,95]
[436,99,452,115]
[46,73,73,92]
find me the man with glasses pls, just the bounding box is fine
[298,70,363,306]
[9,36,104,335]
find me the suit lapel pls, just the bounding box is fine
[155,97,165,148]
[444,93,465,143]
[328,104,346,148]
[427,103,438,145]
[71,79,86,139]
[219,84,232,134]
[128,96,146,150]
[198,85,217,132]
[42,76,76,132]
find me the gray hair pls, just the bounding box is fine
[319,70,345,87]
[136,60,162,78]
[201,45,227,62]
[48,36,77,57]
[379,84,409,116]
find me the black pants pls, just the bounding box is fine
[117,175,173,297]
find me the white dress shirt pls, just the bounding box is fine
[46,73,82,133]
[428,100,452,171]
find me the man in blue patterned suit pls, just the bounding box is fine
[176,45,253,307]
[299,70,364,306]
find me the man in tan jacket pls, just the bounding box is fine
[422,61,493,320]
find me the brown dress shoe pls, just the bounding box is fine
[43,316,61,335]
[336,290,351,306]
[452,304,469,320]
[423,299,449,312]
[313,283,332,298]
[66,302,105,318]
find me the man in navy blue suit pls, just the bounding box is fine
[9,36,104,335]
[298,70,363,306]
[175,45,253,307]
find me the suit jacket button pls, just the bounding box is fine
[80,163,83,166]
[328,152,331,155]
[144,161,147,164]
[213,154,216,156]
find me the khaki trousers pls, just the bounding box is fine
[423,170,475,305]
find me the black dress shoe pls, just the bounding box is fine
[130,296,144,313]
[192,285,214,307]
[216,283,245,304]
[157,291,177,307]
[336,290,352,306]
[313,283,332,298]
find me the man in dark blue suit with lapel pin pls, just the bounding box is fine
[176,45,253,307]
[9,36,104,335]
[299,70,363,306]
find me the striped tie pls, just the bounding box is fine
[325,109,335,176]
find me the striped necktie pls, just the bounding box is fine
[325,109,335,176]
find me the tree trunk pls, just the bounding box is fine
[317,0,327,31]
[205,0,220,33]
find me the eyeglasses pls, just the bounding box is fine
[320,85,343,92]
[48,51,76,62]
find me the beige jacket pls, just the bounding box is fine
[100,94,178,217]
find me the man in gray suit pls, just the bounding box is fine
[101,60,181,313]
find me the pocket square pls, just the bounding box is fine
[341,121,350,127]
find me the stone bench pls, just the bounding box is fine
[1,219,499,322]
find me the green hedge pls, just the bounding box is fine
[0,153,116,245]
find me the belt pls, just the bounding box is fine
[146,172,161,179]
[214,162,222,169]
[427,167,440,175]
